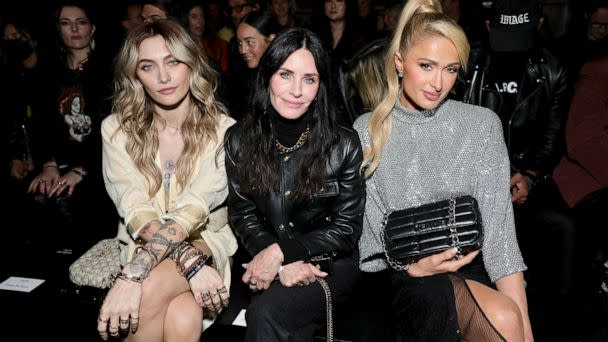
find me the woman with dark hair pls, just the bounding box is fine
[225,27,365,341]
[228,11,280,119]
[27,1,116,253]
[311,0,365,63]
[180,0,229,73]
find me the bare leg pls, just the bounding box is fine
[464,279,524,342]
[163,291,203,342]
[125,259,191,342]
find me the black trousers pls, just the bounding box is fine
[514,178,576,341]
[244,257,360,342]
[571,188,608,341]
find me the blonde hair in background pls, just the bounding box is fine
[112,20,229,196]
[362,0,470,178]
[346,39,389,113]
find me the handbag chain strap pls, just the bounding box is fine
[448,198,463,259]
[317,278,333,342]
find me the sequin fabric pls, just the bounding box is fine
[353,99,527,282]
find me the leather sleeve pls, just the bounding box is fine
[525,57,570,175]
[225,126,278,256]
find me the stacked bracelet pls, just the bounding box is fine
[185,255,214,281]
[117,272,145,283]
[70,168,87,177]
[134,245,159,265]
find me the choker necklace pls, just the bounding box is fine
[275,126,310,154]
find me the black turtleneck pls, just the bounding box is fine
[270,108,310,147]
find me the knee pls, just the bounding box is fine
[137,277,167,318]
[488,297,524,337]
[167,309,202,337]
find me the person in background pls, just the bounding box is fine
[354,0,533,340]
[455,0,572,339]
[121,2,143,32]
[27,1,116,254]
[342,37,389,119]
[141,0,172,23]
[354,0,380,41]
[96,20,237,341]
[552,0,608,83]
[376,1,402,38]
[268,0,299,30]
[2,11,48,254]
[181,0,229,73]
[553,55,608,342]
[225,27,365,341]
[3,15,41,181]
[227,11,279,119]
[220,0,261,42]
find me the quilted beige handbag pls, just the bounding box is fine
[69,238,122,289]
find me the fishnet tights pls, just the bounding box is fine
[450,275,506,342]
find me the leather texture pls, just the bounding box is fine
[384,195,483,264]
[69,238,122,289]
[225,123,365,264]
[456,47,569,177]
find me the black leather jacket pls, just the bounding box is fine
[456,47,570,177]
[225,124,365,264]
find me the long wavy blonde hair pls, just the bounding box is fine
[112,20,228,196]
[362,0,469,178]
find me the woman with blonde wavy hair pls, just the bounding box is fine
[353,0,534,341]
[96,20,237,341]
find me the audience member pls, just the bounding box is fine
[456,0,572,339]
[96,19,237,340]
[553,55,608,341]
[121,2,143,32]
[227,11,279,119]
[27,1,116,253]
[180,0,229,73]
[268,0,299,30]
[552,0,608,82]
[342,37,389,119]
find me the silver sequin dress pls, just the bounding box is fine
[354,99,527,282]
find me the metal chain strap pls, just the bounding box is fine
[317,278,333,342]
[448,198,462,259]
[381,213,411,271]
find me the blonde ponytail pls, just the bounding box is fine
[362,0,469,179]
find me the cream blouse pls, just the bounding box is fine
[101,114,238,298]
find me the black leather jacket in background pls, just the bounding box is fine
[225,124,365,264]
[455,47,570,177]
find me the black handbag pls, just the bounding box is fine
[370,179,483,270]
[382,195,483,269]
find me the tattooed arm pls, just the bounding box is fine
[122,219,188,278]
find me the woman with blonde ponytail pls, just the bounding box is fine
[353,0,534,340]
